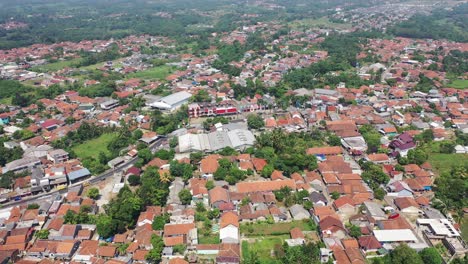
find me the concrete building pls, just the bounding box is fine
[148,91,192,111]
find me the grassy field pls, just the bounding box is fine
[31,58,82,72]
[289,16,352,30]
[240,220,316,236]
[0,97,12,105]
[127,65,174,80]
[428,153,468,175]
[242,235,289,263]
[72,133,117,160]
[198,232,220,244]
[448,79,468,89]
[462,216,468,242]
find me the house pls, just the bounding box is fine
[236,179,296,193]
[55,241,79,260]
[394,197,420,214]
[216,243,240,264]
[100,99,119,110]
[286,227,305,247]
[363,201,387,221]
[289,204,310,220]
[306,146,342,159]
[387,181,414,197]
[309,192,328,206]
[163,223,197,246]
[169,258,189,264]
[319,216,347,239]
[47,149,69,164]
[333,196,356,219]
[367,153,390,164]
[97,245,117,259]
[389,132,416,157]
[219,212,239,244]
[200,157,219,177]
[209,186,230,208]
[40,119,61,131]
[67,168,91,184]
[3,157,41,173]
[107,157,125,169]
[0,113,11,125]
[358,235,382,255]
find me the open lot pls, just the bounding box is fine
[72,133,118,160]
[428,153,468,175]
[289,16,352,31]
[31,58,82,72]
[448,79,468,89]
[242,235,288,264]
[240,220,316,236]
[127,65,174,80]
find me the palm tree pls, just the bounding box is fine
[453,209,465,225]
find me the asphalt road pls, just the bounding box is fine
[3,137,166,208]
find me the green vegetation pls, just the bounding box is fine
[247,114,265,130]
[96,185,143,238]
[86,187,100,200]
[289,16,352,30]
[390,3,468,42]
[428,153,468,174]
[72,133,117,160]
[31,58,82,72]
[254,129,320,176]
[127,65,174,80]
[198,232,221,244]
[448,79,468,89]
[242,235,288,263]
[240,220,316,236]
[462,217,468,242]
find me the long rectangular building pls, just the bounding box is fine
[178,129,255,153]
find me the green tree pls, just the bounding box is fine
[35,229,50,239]
[27,203,40,210]
[152,214,169,230]
[328,134,342,146]
[349,225,362,238]
[388,243,423,264]
[87,187,100,200]
[244,250,260,264]
[128,175,141,186]
[138,148,153,164]
[261,164,274,178]
[247,114,265,129]
[205,180,215,190]
[178,189,192,205]
[407,148,428,165]
[96,214,115,238]
[419,247,442,264]
[146,234,164,262]
[330,191,340,200]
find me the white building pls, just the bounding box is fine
[148,91,192,111]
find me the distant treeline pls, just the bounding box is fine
[389,3,468,43]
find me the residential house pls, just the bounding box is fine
[219,212,239,244]
[389,132,416,157]
[289,204,310,221]
[394,197,420,214]
[209,186,230,209]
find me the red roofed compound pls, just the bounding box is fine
[209,186,230,208]
[200,157,219,176]
[40,119,61,131]
[163,223,196,245]
[306,146,342,156]
[236,179,296,193]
